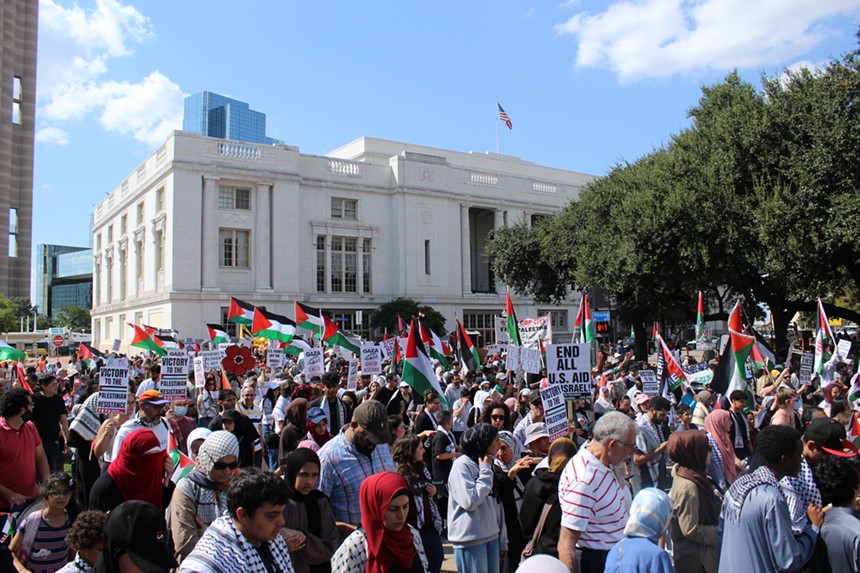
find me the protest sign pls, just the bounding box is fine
[161,350,188,402]
[540,384,569,441]
[506,346,521,371]
[486,344,501,357]
[497,316,552,348]
[193,356,205,388]
[520,347,543,374]
[800,351,814,385]
[682,362,713,387]
[838,339,852,359]
[267,349,286,372]
[347,359,359,390]
[201,350,221,373]
[639,370,660,396]
[185,337,196,352]
[304,348,325,378]
[111,338,121,352]
[381,338,396,360]
[546,343,592,399]
[97,358,129,415]
[361,344,383,375]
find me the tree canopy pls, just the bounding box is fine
[370,297,446,337]
[487,30,860,358]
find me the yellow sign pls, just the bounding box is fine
[829,317,843,326]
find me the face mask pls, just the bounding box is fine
[174,406,188,417]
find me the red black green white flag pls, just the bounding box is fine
[456,319,480,373]
[206,324,230,345]
[295,302,324,336]
[657,334,688,392]
[505,288,522,347]
[402,319,449,406]
[696,291,705,342]
[814,298,835,377]
[129,323,167,356]
[227,297,255,327]
[251,308,296,343]
[321,313,361,356]
[418,321,450,369]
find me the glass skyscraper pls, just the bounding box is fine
[183,92,279,145]
[35,244,93,317]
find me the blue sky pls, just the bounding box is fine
[32,0,860,263]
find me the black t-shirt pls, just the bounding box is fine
[31,393,66,443]
[372,386,404,416]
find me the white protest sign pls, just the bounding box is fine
[217,343,229,361]
[97,358,129,414]
[486,344,502,357]
[546,343,592,400]
[111,338,121,352]
[201,350,221,373]
[381,338,396,360]
[506,346,521,371]
[304,348,325,378]
[185,337,196,352]
[267,349,286,372]
[520,347,543,374]
[161,350,188,402]
[540,384,569,442]
[800,351,814,385]
[519,315,552,347]
[347,359,359,390]
[495,317,509,346]
[361,344,383,375]
[639,370,660,396]
[838,339,852,359]
[193,356,206,388]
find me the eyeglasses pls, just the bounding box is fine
[212,460,240,471]
[491,415,506,421]
[47,490,72,497]
[614,439,637,452]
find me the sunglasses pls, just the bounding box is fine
[212,460,240,471]
[491,415,506,421]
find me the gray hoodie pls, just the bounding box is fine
[446,455,508,550]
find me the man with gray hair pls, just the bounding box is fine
[558,411,637,573]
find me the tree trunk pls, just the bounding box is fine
[632,315,649,361]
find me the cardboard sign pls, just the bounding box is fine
[639,370,660,396]
[540,384,569,441]
[267,349,286,371]
[201,350,222,373]
[111,338,121,352]
[347,359,359,390]
[838,339,852,359]
[193,356,206,388]
[520,347,543,374]
[304,348,325,378]
[800,351,814,385]
[361,344,383,375]
[161,350,188,402]
[546,343,592,400]
[506,346,521,371]
[97,358,130,414]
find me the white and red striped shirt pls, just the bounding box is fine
[558,447,631,550]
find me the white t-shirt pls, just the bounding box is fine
[135,378,157,397]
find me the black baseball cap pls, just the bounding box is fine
[352,400,392,445]
[105,500,177,573]
[804,418,858,458]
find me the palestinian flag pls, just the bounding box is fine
[402,319,449,406]
[657,334,688,392]
[456,319,480,373]
[252,308,296,343]
[696,291,705,341]
[581,295,596,343]
[284,335,312,356]
[397,316,409,335]
[155,335,182,351]
[419,321,450,368]
[129,323,167,356]
[711,302,754,395]
[16,362,32,393]
[573,297,584,341]
[750,332,777,375]
[227,297,255,327]
[849,413,860,448]
[653,322,660,346]
[295,302,324,336]
[848,373,860,404]
[813,298,835,377]
[321,314,360,356]
[168,433,195,483]
[505,288,522,347]
[79,342,104,370]
[206,324,230,345]
[537,336,547,370]
[0,341,26,363]
[220,365,232,390]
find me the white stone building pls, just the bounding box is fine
[90,132,594,352]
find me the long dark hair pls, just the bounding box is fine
[40,472,82,520]
[481,401,511,430]
[391,434,423,478]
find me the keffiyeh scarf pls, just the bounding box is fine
[722,466,781,526]
[182,516,295,573]
[69,392,102,442]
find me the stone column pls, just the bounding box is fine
[494,209,505,294]
[325,236,332,293]
[254,182,272,291]
[201,176,219,290]
[461,205,471,295]
[356,233,364,294]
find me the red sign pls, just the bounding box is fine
[52,335,64,347]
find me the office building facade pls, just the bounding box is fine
[90,131,593,352]
[0,0,38,298]
[183,92,279,145]
[35,244,93,317]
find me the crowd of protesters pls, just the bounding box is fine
[1,333,859,573]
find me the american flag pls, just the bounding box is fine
[498,103,512,130]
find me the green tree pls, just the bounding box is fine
[370,298,446,337]
[55,306,91,333]
[0,294,52,333]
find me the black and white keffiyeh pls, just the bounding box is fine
[722,466,781,526]
[69,392,102,442]
[180,516,294,573]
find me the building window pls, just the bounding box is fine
[538,309,568,330]
[219,187,251,210]
[8,208,17,258]
[424,240,431,275]
[316,236,326,292]
[462,311,497,346]
[120,215,127,235]
[330,311,373,340]
[331,198,357,220]
[136,202,144,224]
[363,238,372,294]
[119,255,126,300]
[220,307,239,338]
[11,77,22,125]
[135,245,143,292]
[220,229,250,268]
[156,188,165,212]
[105,260,113,303]
[93,319,100,343]
[107,225,113,244]
[155,231,165,272]
[105,317,113,341]
[331,237,357,293]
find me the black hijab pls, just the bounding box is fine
[284,448,326,535]
[460,423,499,463]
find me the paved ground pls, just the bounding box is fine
[442,543,457,572]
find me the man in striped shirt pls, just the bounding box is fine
[558,411,637,573]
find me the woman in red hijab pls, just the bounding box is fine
[331,471,428,573]
[88,429,168,512]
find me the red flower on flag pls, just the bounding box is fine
[221,345,256,377]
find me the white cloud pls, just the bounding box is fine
[555,0,860,82]
[35,127,69,145]
[37,0,184,145]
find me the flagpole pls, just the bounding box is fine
[495,97,499,154]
